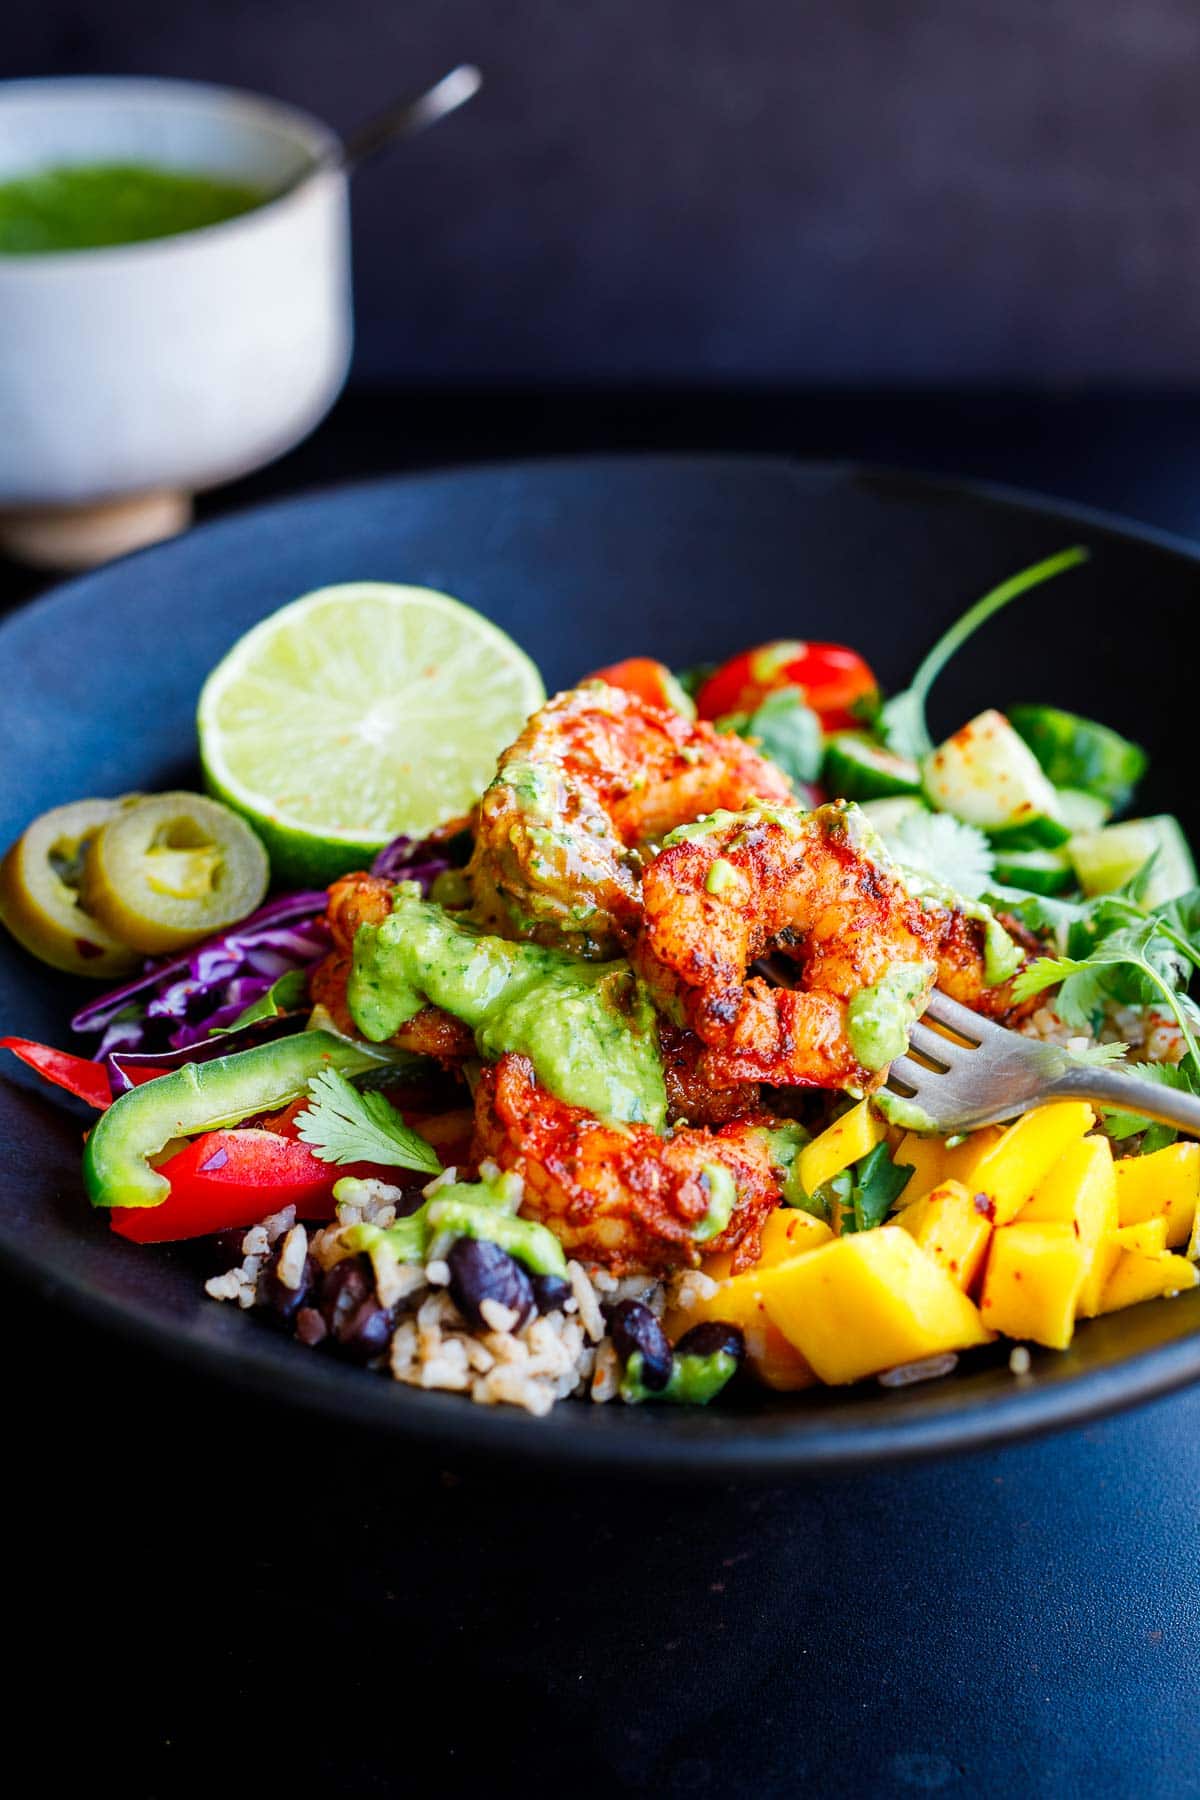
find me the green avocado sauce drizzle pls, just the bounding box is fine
[620,1348,740,1405]
[348,888,667,1130]
[692,1163,737,1241]
[846,960,935,1073]
[336,1167,567,1278]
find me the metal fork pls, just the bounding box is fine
[888,990,1200,1136]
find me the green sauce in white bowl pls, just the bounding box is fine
[0,161,265,254]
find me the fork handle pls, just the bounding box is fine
[1046,1064,1200,1136]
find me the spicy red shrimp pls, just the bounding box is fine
[310,873,475,1065]
[472,1052,784,1275]
[633,802,1027,1091]
[466,682,792,958]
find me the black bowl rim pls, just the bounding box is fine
[3,451,1200,1479]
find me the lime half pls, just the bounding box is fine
[198,582,545,885]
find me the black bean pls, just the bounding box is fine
[608,1299,673,1391]
[209,1228,248,1275]
[256,1242,317,1330]
[531,1272,571,1315]
[317,1254,394,1363]
[447,1237,534,1331]
[672,1320,746,1365]
[295,1307,328,1347]
[392,1185,431,1220]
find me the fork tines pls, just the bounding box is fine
[921,988,993,1042]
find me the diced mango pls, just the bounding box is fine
[969,1102,1096,1225]
[667,1287,817,1391]
[895,1125,1006,1200]
[894,1131,946,1196]
[1097,1247,1199,1315]
[1018,1134,1118,1317]
[701,1207,832,1282]
[742,1323,819,1391]
[895,1179,993,1291]
[666,1244,829,1391]
[1085,1218,1171,1309]
[979,1221,1087,1349]
[761,1225,992,1385]
[1114,1218,1170,1254]
[1114,1142,1200,1249]
[758,1207,834,1266]
[946,1125,1007,1187]
[799,1099,887,1198]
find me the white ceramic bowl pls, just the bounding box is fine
[0,77,352,566]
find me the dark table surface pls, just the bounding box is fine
[6,388,1200,1798]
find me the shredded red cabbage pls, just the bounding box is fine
[73,837,470,1081]
[71,890,332,1067]
[369,833,458,891]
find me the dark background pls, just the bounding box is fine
[9,0,1200,385]
[7,8,1200,1798]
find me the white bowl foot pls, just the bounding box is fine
[0,490,193,571]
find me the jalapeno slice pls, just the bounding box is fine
[81,792,270,954]
[0,797,143,977]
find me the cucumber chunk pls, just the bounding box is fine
[1008,704,1147,812]
[822,734,921,802]
[922,709,1066,841]
[990,845,1076,896]
[1068,815,1197,906]
[1055,787,1111,834]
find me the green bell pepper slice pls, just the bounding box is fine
[84,1030,399,1210]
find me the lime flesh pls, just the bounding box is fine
[198,582,545,886]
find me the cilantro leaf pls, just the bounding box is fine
[674,662,714,703]
[998,858,1200,1145]
[1013,915,1200,1070]
[1065,1039,1130,1068]
[723,686,823,787]
[878,547,1089,759]
[1100,1057,1198,1149]
[295,1068,442,1173]
[839,1142,915,1234]
[1155,887,1200,954]
[881,810,994,900]
[983,883,1084,944]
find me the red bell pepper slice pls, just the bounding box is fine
[108,1128,405,1244]
[696,641,879,731]
[109,1129,339,1243]
[0,1035,112,1110]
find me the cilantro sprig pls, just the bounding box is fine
[295,1068,442,1173]
[1013,909,1200,1064]
[1011,871,1200,1146]
[879,546,1090,759]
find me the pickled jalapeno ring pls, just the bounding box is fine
[0,797,143,978]
[81,792,270,954]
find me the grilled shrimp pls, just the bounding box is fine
[658,1022,764,1127]
[634,803,1025,1091]
[311,873,474,1064]
[466,682,791,957]
[474,1053,783,1274]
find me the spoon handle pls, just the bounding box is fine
[342,64,483,171]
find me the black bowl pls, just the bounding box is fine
[2,455,1197,1476]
